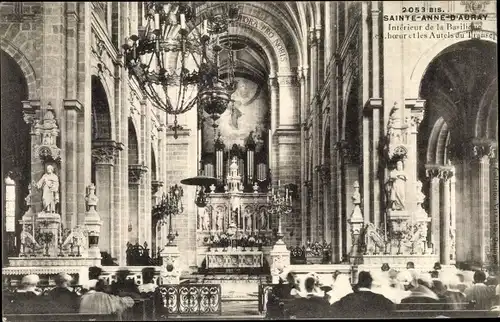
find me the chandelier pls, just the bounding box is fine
[152,184,184,245]
[267,181,293,245]
[122,2,239,138]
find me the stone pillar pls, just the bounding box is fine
[129,164,146,244]
[472,141,495,266]
[321,166,331,243]
[440,168,453,264]
[426,166,441,254]
[450,171,457,264]
[299,70,308,245]
[63,100,83,229]
[91,140,120,253]
[491,156,499,266]
[277,75,299,128]
[365,99,383,226]
[142,98,152,247]
[269,77,278,184]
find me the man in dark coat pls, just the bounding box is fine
[110,268,140,299]
[330,271,395,318]
[47,272,80,313]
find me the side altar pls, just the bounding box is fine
[3,107,102,286]
[349,103,444,272]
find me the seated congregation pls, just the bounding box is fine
[3,266,160,320]
[265,262,500,319]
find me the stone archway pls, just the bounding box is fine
[128,118,141,245]
[340,82,361,258]
[1,49,30,259]
[90,75,114,254]
[418,40,498,266]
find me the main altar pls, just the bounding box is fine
[193,157,276,274]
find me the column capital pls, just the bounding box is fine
[405,99,426,130]
[425,164,454,181]
[129,164,148,185]
[472,140,496,160]
[91,140,123,165]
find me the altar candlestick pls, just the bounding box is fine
[180,13,186,30]
[286,188,289,200]
[154,13,160,30]
[203,19,208,35]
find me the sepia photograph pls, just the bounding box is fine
[1,1,498,320]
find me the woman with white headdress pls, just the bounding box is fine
[326,273,354,305]
[370,270,410,304]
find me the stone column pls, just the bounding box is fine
[440,168,453,264]
[129,164,146,244]
[472,142,495,266]
[426,166,441,255]
[269,77,278,183]
[450,170,457,264]
[365,99,383,227]
[309,29,320,242]
[490,156,499,266]
[91,140,120,253]
[63,100,83,229]
[142,98,152,247]
[299,70,308,245]
[321,165,331,243]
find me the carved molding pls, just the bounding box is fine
[277,75,298,87]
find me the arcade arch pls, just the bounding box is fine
[1,50,30,258]
[418,40,498,265]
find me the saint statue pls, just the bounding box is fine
[388,160,407,210]
[259,208,267,230]
[35,165,60,213]
[216,209,223,231]
[200,208,210,231]
[245,209,252,231]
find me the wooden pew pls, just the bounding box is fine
[2,313,118,321]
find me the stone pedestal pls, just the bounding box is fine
[160,245,181,271]
[387,210,410,232]
[269,243,290,284]
[160,245,181,284]
[84,184,102,258]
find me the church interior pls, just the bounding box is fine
[1,1,498,319]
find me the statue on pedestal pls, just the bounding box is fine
[35,165,60,213]
[387,161,407,210]
[259,208,267,230]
